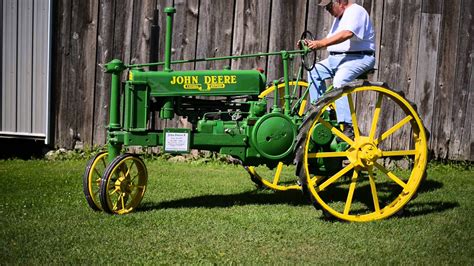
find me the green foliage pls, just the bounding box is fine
[0,159,473,264]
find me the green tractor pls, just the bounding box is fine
[83,7,428,222]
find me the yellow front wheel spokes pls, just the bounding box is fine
[302,85,428,222]
[82,152,108,211]
[100,154,148,215]
[246,162,300,191]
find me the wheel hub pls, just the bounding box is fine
[348,137,382,168]
[115,176,132,194]
[359,143,381,166]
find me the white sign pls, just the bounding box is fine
[165,132,189,152]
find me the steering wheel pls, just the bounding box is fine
[298,31,317,71]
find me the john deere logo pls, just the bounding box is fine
[170,75,237,91]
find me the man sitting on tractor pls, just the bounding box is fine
[305,0,375,139]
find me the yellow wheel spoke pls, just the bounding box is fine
[308,176,320,186]
[272,162,283,185]
[121,193,126,210]
[318,163,355,191]
[368,168,381,213]
[369,93,383,141]
[381,150,417,157]
[374,162,407,189]
[375,115,413,145]
[298,99,307,116]
[317,118,355,146]
[113,195,120,210]
[347,93,361,139]
[130,174,139,183]
[93,168,101,176]
[123,161,135,179]
[308,152,349,158]
[94,178,101,184]
[109,187,119,195]
[344,170,359,215]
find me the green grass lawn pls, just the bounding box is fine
[0,159,472,264]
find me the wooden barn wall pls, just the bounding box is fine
[52,0,473,161]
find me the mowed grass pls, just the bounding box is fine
[0,159,472,264]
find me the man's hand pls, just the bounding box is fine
[306,39,325,50]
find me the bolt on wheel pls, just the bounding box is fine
[299,83,428,222]
[82,152,108,211]
[99,154,148,214]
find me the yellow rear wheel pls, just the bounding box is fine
[299,83,428,222]
[246,80,310,191]
[82,152,108,211]
[100,154,147,214]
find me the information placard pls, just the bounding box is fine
[164,129,190,153]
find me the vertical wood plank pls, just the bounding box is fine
[390,0,422,151]
[77,0,99,148]
[467,62,474,161]
[430,1,460,159]
[231,0,271,71]
[53,0,99,148]
[374,0,401,151]
[195,0,236,70]
[449,0,473,160]
[114,0,134,65]
[267,0,307,82]
[414,13,441,154]
[53,0,72,148]
[92,0,115,147]
[130,0,157,66]
[367,0,384,78]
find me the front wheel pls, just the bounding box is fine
[99,154,148,214]
[296,81,428,222]
[82,152,108,211]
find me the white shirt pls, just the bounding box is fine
[327,4,375,52]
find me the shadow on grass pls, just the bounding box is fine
[139,189,308,212]
[138,178,458,219]
[401,201,460,217]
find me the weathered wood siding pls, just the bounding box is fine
[52,0,473,161]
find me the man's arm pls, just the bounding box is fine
[306,30,354,50]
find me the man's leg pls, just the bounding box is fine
[333,55,376,124]
[307,59,334,103]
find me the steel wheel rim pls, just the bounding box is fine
[101,155,147,214]
[83,152,108,211]
[303,85,428,222]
